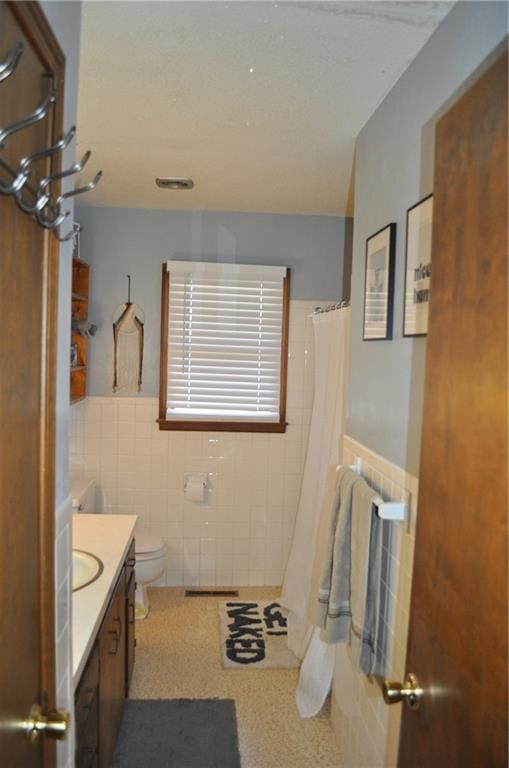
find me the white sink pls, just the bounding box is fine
[72,549,103,592]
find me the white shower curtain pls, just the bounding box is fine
[280,307,350,659]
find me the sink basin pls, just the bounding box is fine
[72,549,103,592]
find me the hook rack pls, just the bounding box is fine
[336,458,406,521]
[0,41,23,82]
[0,41,102,242]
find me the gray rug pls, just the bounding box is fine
[113,699,241,768]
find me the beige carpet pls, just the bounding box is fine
[130,587,343,768]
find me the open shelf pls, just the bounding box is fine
[71,258,90,404]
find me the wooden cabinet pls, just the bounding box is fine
[125,540,136,695]
[75,645,99,768]
[71,258,90,403]
[75,541,136,768]
[98,569,126,768]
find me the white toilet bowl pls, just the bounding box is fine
[134,531,167,620]
[71,477,166,620]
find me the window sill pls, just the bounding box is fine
[157,419,287,433]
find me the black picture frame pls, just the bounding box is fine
[403,194,433,337]
[362,223,396,341]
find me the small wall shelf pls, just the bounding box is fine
[71,258,90,403]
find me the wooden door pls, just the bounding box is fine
[398,51,508,767]
[0,3,64,766]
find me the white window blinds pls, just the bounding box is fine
[165,261,288,422]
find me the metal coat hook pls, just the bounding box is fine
[0,39,102,242]
[0,41,24,82]
[36,151,92,226]
[55,221,82,243]
[52,171,103,243]
[13,126,77,212]
[56,169,102,208]
[18,125,76,176]
[0,80,56,150]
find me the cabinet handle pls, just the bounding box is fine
[108,629,119,656]
[128,601,135,625]
[81,686,96,711]
[113,616,122,640]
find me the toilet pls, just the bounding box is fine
[71,477,166,619]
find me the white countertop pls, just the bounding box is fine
[72,513,137,687]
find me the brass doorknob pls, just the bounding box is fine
[383,673,423,710]
[25,704,70,743]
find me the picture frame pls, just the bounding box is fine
[363,223,396,341]
[403,194,433,337]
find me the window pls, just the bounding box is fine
[159,260,290,432]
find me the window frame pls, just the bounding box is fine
[158,263,290,433]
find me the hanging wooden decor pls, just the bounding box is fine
[112,275,145,393]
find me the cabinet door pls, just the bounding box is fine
[75,645,99,768]
[125,573,136,696]
[98,571,126,768]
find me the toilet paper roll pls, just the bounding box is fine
[185,479,206,502]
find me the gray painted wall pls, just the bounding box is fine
[40,0,82,506]
[347,1,508,476]
[76,206,347,396]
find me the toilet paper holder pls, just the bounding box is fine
[183,472,209,493]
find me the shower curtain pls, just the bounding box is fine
[280,307,350,660]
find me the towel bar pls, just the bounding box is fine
[336,458,407,521]
[371,498,405,521]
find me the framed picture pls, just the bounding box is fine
[363,223,396,341]
[403,194,433,337]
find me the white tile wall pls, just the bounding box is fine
[70,300,317,588]
[55,496,74,768]
[330,435,418,768]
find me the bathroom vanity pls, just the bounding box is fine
[73,514,137,768]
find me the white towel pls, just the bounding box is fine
[294,465,347,718]
[295,627,335,718]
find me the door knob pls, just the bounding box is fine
[25,704,70,743]
[383,673,423,710]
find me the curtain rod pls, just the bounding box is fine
[313,300,350,314]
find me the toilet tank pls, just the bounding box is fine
[71,477,97,513]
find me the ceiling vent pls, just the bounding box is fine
[156,177,194,190]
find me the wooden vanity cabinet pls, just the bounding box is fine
[75,540,136,768]
[125,540,136,695]
[98,569,126,768]
[75,644,99,768]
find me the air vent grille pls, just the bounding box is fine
[185,589,239,597]
[156,177,194,190]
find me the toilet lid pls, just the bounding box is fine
[135,531,164,554]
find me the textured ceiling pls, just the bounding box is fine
[77,1,452,215]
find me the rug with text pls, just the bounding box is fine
[219,599,300,669]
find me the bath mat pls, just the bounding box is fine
[219,599,299,669]
[113,699,241,768]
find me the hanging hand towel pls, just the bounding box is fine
[356,483,389,677]
[350,479,380,637]
[317,467,360,643]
